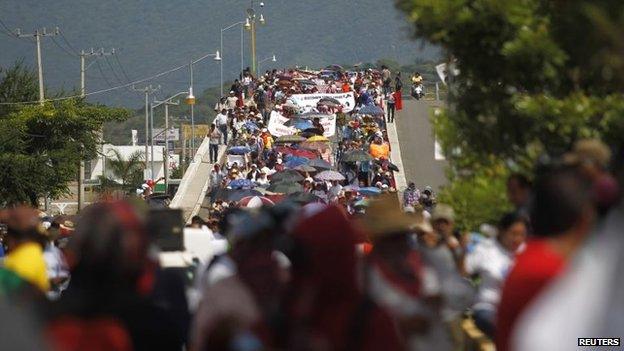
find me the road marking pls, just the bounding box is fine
[432,108,446,160]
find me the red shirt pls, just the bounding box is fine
[495,239,566,351]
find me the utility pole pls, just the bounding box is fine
[16,27,59,105]
[162,100,179,192]
[80,48,116,97]
[77,48,116,211]
[132,85,160,177]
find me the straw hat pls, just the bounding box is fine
[360,194,420,240]
[564,138,611,169]
[431,204,455,222]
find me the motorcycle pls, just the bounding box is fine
[411,83,424,100]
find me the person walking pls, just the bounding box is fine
[394,72,403,111]
[386,90,396,123]
[208,124,221,163]
[214,109,229,145]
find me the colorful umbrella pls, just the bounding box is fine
[308,158,332,170]
[303,127,324,136]
[307,135,329,142]
[295,120,314,130]
[270,170,304,182]
[227,146,252,155]
[357,105,384,116]
[211,188,262,202]
[294,165,317,173]
[341,150,373,163]
[358,187,382,196]
[267,181,303,194]
[288,191,325,205]
[314,170,345,182]
[275,135,306,144]
[285,157,310,169]
[228,178,255,189]
[300,141,329,152]
[237,196,275,208]
[343,184,360,192]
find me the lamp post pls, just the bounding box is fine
[151,90,191,192]
[257,54,277,75]
[185,51,220,161]
[220,21,245,97]
[245,1,267,77]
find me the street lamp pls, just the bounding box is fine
[151,90,192,192]
[220,21,245,97]
[245,1,267,77]
[257,54,277,74]
[186,50,220,160]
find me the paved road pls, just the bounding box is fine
[394,98,448,191]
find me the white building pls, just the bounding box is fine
[86,144,180,182]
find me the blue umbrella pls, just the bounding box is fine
[228,178,255,189]
[358,105,384,116]
[228,146,251,155]
[294,120,314,130]
[359,187,382,196]
[285,156,309,169]
[244,121,259,131]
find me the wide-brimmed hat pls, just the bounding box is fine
[359,194,420,240]
[431,204,455,222]
[564,138,611,169]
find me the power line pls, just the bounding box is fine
[114,54,132,82]
[95,59,114,87]
[58,29,79,55]
[104,54,124,85]
[50,36,78,57]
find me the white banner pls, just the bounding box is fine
[268,111,336,138]
[290,92,356,112]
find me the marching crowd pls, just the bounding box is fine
[0,64,623,351]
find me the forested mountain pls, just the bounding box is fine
[0,0,438,109]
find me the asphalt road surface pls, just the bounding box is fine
[394,98,448,191]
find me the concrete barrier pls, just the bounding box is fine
[170,137,226,223]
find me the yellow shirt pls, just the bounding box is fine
[369,143,390,159]
[3,242,50,292]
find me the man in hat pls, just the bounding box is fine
[424,203,473,351]
[361,194,434,348]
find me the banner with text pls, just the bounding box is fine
[290,92,355,112]
[268,111,336,138]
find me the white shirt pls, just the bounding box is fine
[226,96,238,110]
[465,238,514,311]
[214,113,228,127]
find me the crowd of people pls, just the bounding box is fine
[1,64,623,351]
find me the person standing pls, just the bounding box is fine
[462,212,528,338]
[208,124,221,163]
[386,90,396,123]
[496,165,594,351]
[394,72,403,111]
[214,109,229,145]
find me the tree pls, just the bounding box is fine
[396,0,624,167]
[97,149,144,195]
[396,0,624,229]
[0,65,130,206]
[0,60,38,118]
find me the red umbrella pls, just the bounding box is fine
[275,146,318,159]
[237,196,275,208]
